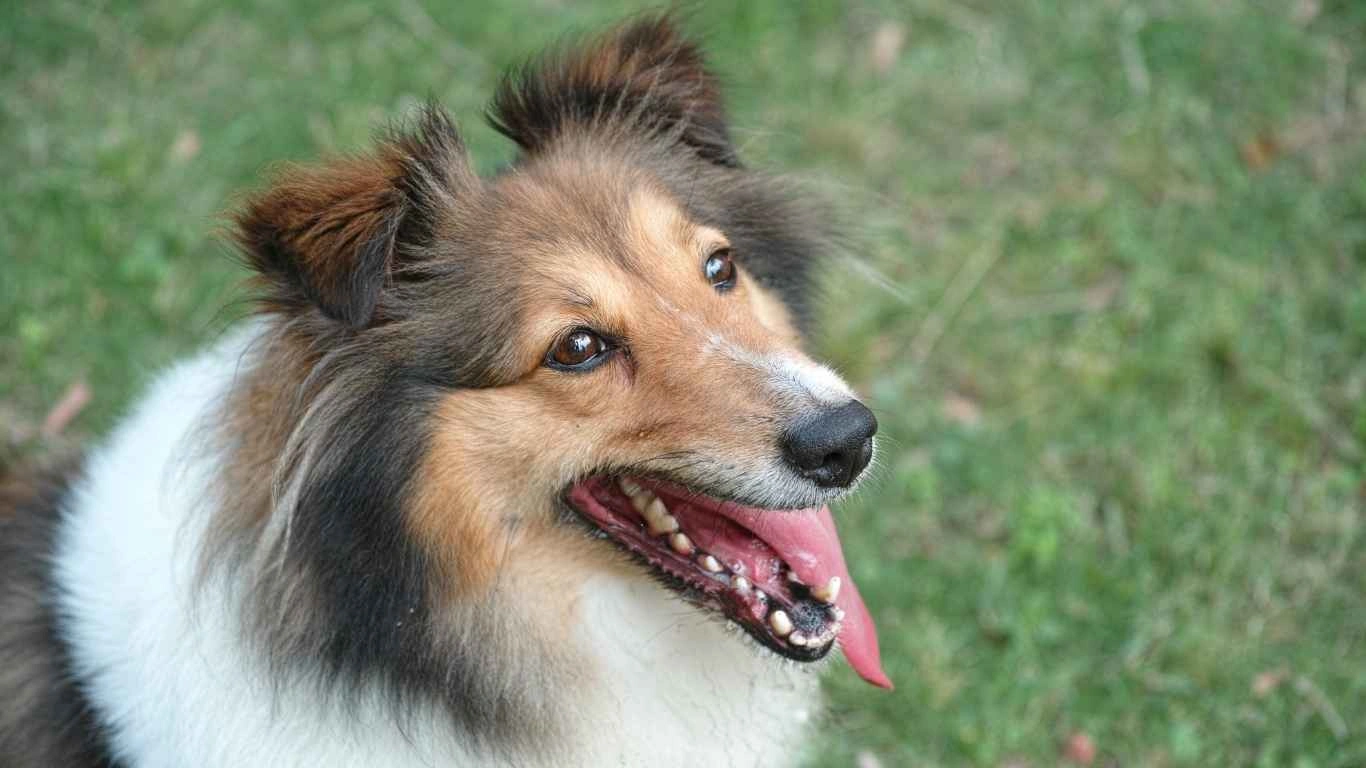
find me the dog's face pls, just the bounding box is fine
[419,172,828,516]
[225,14,886,752]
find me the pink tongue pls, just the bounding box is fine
[719,504,892,689]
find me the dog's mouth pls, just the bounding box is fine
[565,476,890,688]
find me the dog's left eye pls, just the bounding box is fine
[704,248,737,291]
[547,329,612,371]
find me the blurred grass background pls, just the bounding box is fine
[3,1,1365,766]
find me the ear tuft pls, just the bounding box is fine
[235,104,469,327]
[487,14,737,167]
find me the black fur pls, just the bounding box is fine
[488,14,740,167]
[222,329,548,750]
[0,459,118,767]
[270,375,446,710]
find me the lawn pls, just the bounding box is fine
[3,1,1364,765]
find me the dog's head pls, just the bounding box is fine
[223,13,886,751]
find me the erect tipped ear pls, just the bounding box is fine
[488,13,738,167]
[235,105,472,327]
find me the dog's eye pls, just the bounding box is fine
[547,329,611,371]
[704,248,737,291]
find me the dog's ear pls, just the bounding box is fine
[235,105,472,327]
[488,14,738,167]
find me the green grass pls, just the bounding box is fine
[3,1,1364,765]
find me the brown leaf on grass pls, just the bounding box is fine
[1239,133,1281,172]
[1252,668,1289,698]
[41,380,91,439]
[170,129,201,163]
[942,393,982,427]
[869,21,906,75]
[1063,732,1096,765]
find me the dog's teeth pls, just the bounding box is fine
[669,532,694,556]
[618,477,644,497]
[628,491,654,515]
[811,576,841,604]
[642,498,679,536]
[699,554,723,573]
[648,513,679,537]
[788,631,807,647]
[786,570,804,586]
[645,497,668,519]
[769,609,793,637]
[732,576,752,594]
[829,606,845,621]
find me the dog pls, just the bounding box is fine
[0,15,888,767]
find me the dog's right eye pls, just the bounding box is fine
[547,329,612,371]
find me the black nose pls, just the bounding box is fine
[782,400,878,488]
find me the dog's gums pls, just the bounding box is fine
[566,476,891,688]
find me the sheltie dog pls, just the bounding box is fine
[0,15,888,767]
